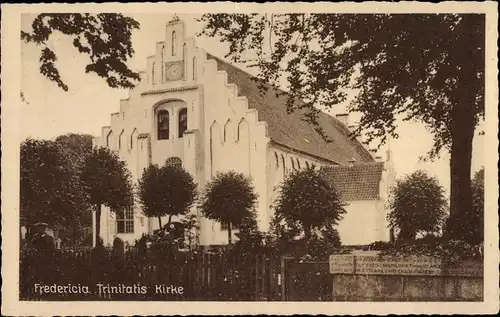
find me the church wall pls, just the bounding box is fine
[265,143,336,229]
[198,56,270,246]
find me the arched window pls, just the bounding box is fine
[192,57,197,80]
[166,157,182,168]
[274,152,279,170]
[157,110,170,140]
[297,159,301,169]
[172,31,177,56]
[305,161,310,169]
[178,108,188,138]
[290,157,295,170]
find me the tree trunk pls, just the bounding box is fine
[95,204,101,247]
[446,69,476,241]
[227,222,232,245]
[158,216,162,229]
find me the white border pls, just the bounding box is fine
[2,2,498,315]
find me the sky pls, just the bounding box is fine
[20,13,485,198]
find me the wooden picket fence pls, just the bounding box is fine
[19,248,284,301]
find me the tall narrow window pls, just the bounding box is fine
[152,62,156,84]
[106,131,113,148]
[157,110,170,140]
[297,159,301,169]
[178,108,188,138]
[172,31,177,56]
[274,152,279,170]
[183,43,187,81]
[161,45,165,83]
[118,130,124,150]
[116,208,134,234]
[306,161,310,169]
[281,155,286,175]
[291,157,295,170]
[192,57,197,80]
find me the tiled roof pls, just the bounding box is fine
[321,162,385,201]
[206,54,374,164]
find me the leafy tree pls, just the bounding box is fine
[54,133,94,172]
[273,167,346,242]
[199,13,484,240]
[387,170,448,241]
[199,171,258,245]
[81,146,134,245]
[20,139,89,232]
[22,13,140,91]
[137,163,197,229]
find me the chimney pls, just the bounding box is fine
[335,113,349,126]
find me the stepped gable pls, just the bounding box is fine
[205,53,374,164]
[321,162,385,201]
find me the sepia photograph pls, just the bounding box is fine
[1,2,499,315]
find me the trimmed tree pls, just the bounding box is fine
[20,138,89,233]
[81,146,134,246]
[137,163,197,230]
[387,170,448,241]
[273,167,346,243]
[199,171,258,245]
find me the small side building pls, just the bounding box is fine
[321,150,396,246]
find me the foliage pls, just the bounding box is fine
[273,167,346,241]
[54,133,95,229]
[387,170,448,241]
[22,13,140,91]
[20,138,89,230]
[81,146,134,244]
[181,212,201,251]
[199,13,484,241]
[137,163,198,229]
[377,238,483,264]
[199,171,259,244]
[228,211,266,258]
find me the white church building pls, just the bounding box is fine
[92,17,395,248]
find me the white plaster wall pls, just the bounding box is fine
[337,200,390,246]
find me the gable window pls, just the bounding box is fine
[116,208,134,234]
[178,108,188,138]
[192,57,197,80]
[172,31,177,56]
[152,62,156,84]
[157,110,170,140]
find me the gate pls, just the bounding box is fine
[282,257,332,301]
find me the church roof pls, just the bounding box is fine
[206,54,374,164]
[321,162,385,201]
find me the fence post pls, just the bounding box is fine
[280,256,286,301]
